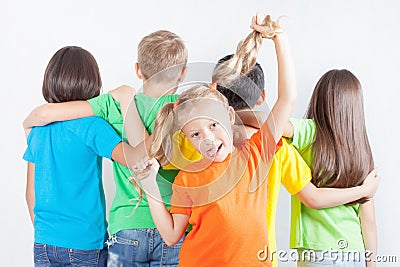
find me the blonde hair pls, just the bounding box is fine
[129,85,228,214]
[151,84,229,166]
[137,30,188,83]
[212,15,282,87]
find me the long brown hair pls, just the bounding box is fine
[306,69,374,204]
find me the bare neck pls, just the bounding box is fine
[142,80,178,98]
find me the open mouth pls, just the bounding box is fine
[206,143,223,158]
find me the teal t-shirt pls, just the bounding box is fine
[289,118,365,252]
[88,92,179,234]
[23,117,121,250]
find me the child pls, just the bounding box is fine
[23,30,195,267]
[133,14,293,266]
[24,46,146,267]
[285,69,377,267]
[212,56,379,267]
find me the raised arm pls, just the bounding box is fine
[360,199,377,267]
[23,101,93,136]
[135,160,189,246]
[26,162,35,224]
[295,169,379,209]
[251,15,297,143]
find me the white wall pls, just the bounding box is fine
[1,0,399,265]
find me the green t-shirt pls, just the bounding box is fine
[88,92,179,234]
[289,118,365,252]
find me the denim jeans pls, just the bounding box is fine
[34,243,108,267]
[107,229,186,267]
[297,249,366,267]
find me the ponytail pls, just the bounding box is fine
[150,102,177,165]
[212,15,282,86]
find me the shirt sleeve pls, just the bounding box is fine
[87,93,117,120]
[170,172,192,216]
[279,139,312,195]
[289,118,316,151]
[84,117,122,159]
[251,124,280,163]
[23,129,35,163]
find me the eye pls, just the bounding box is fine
[210,122,219,129]
[191,132,200,138]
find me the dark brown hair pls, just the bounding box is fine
[306,69,374,204]
[42,46,102,103]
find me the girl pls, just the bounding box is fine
[134,14,293,266]
[23,46,143,267]
[285,69,377,267]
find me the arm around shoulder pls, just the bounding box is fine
[23,101,94,130]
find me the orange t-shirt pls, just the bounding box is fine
[170,126,279,266]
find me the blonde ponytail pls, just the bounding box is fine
[150,102,177,165]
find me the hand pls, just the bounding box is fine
[131,158,160,183]
[362,169,380,198]
[132,156,152,172]
[250,12,283,39]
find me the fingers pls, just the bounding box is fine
[132,156,151,172]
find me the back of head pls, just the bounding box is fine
[214,54,265,110]
[137,30,188,83]
[42,46,102,103]
[307,69,374,203]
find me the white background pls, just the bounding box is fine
[1,0,399,266]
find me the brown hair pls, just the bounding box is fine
[306,69,374,205]
[212,15,281,88]
[137,30,188,83]
[42,46,102,103]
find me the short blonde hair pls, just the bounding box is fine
[137,30,188,82]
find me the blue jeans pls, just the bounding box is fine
[297,249,366,267]
[34,243,108,267]
[107,229,186,267]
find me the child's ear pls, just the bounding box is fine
[135,63,144,80]
[256,89,266,106]
[177,66,187,83]
[228,106,235,125]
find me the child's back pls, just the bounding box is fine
[24,46,125,267]
[26,117,120,249]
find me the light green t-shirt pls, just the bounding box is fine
[88,92,179,234]
[289,118,365,252]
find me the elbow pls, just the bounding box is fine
[35,107,51,125]
[301,196,323,210]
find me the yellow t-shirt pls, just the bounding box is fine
[163,131,202,170]
[266,138,311,267]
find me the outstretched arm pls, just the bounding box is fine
[296,169,379,209]
[251,15,297,143]
[23,101,93,136]
[26,162,35,224]
[360,199,377,267]
[135,160,189,246]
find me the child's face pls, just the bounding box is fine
[182,100,234,162]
